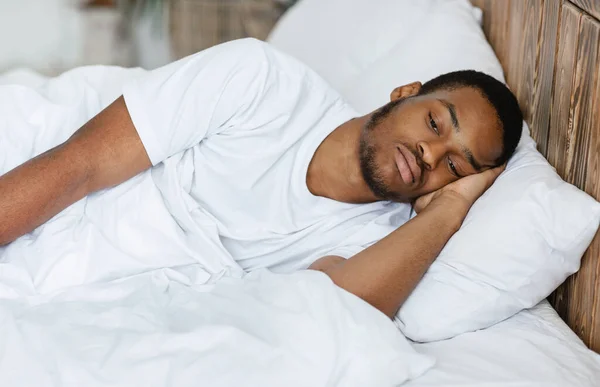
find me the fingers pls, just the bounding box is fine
[493,162,507,175]
[482,163,507,185]
[468,166,503,201]
[494,162,507,174]
[413,163,507,214]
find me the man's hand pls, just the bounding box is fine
[311,163,506,318]
[413,164,506,215]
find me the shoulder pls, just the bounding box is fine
[209,39,348,118]
[209,38,286,68]
[224,38,329,88]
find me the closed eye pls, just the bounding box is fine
[428,112,439,135]
[448,157,460,177]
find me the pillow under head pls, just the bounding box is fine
[268,0,600,341]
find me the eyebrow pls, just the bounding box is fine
[462,146,482,171]
[437,98,483,172]
[438,98,460,131]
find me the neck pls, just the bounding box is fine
[306,115,379,203]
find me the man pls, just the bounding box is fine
[0,39,522,318]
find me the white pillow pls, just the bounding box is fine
[396,126,600,341]
[268,0,600,341]
[268,0,503,114]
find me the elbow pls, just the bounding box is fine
[309,256,401,318]
[332,275,398,319]
[0,232,14,247]
[308,255,346,272]
[320,268,399,319]
[0,224,17,246]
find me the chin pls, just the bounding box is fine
[360,133,412,201]
[373,175,413,202]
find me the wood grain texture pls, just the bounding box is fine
[485,0,512,73]
[470,0,486,9]
[473,0,559,152]
[470,0,600,352]
[547,3,582,175]
[570,0,600,20]
[530,0,561,154]
[505,0,543,143]
[551,13,600,353]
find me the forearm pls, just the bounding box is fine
[0,97,151,246]
[317,195,468,318]
[0,143,91,246]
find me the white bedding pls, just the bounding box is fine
[0,66,433,387]
[0,67,434,386]
[408,300,600,386]
[0,267,435,386]
[1,66,599,387]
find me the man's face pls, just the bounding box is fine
[360,86,503,202]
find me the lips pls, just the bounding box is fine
[395,144,422,185]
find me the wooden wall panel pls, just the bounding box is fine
[550,12,600,352]
[470,0,486,9]
[480,0,512,74]
[470,0,600,352]
[473,0,559,151]
[547,4,582,174]
[530,0,561,155]
[570,0,600,20]
[504,1,542,130]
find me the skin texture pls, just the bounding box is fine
[0,97,151,246]
[309,165,504,318]
[306,82,504,203]
[0,82,506,317]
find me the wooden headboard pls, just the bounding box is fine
[469,0,600,352]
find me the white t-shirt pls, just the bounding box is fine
[123,38,411,273]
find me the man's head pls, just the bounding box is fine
[360,70,523,202]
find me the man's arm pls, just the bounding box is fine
[310,166,504,318]
[0,97,150,246]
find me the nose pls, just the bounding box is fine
[417,140,445,171]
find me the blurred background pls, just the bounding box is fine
[0,0,296,76]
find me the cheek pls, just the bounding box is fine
[376,146,400,179]
[367,127,396,168]
[420,170,457,194]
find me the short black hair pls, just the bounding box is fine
[418,70,523,165]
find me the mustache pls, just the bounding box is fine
[401,142,426,184]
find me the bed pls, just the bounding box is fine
[416,0,600,382]
[468,0,600,353]
[409,1,600,382]
[0,0,599,386]
[267,0,600,384]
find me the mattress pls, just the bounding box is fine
[407,300,600,386]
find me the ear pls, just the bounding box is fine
[390,81,422,101]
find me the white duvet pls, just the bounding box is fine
[2,67,600,387]
[0,268,435,386]
[0,68,433,386]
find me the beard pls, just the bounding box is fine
[359,97,407,202]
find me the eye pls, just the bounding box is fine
[448,157,460,177]
[428,112,439,135]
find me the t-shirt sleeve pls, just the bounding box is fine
[122,38,271,165]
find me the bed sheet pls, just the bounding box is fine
[408,300,600,386]
[2,66,599,387]
[0,66,434,387]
